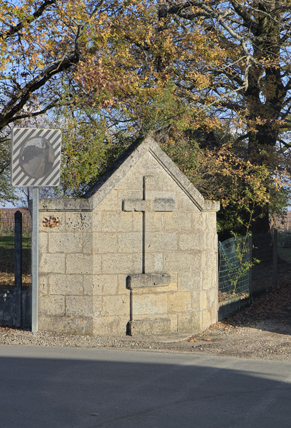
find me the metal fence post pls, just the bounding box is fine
[32,187,39,333]
[273,228,278,289]
[14,210,22,327]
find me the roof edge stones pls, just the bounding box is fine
[39,198,91,212]
[85,135,219,212]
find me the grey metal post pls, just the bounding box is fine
[14,210,22,327]
[32,187,39,332]
[248,234,253,303]
[273,228,278,289]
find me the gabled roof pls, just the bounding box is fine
[84,135,219,212]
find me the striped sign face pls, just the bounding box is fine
[11,128,62,187]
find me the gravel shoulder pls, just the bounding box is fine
[1,281,291,361]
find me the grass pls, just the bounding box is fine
[0,233,31,289]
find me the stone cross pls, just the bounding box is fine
[122,175,175,289]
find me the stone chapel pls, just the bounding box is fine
[38,136,220,336]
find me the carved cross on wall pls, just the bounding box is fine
[122,175,175,289]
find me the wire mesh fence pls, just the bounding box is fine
[219,230,291,303]
[218,236,251,302]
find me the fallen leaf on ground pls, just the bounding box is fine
[189,338,196,342]
[203,338,211,341]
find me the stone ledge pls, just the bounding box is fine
[126,273,171,289]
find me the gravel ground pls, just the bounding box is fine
[1,280,291,361]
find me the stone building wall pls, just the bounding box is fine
[38,137,219,336]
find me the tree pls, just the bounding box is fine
[0,0,121,201]
[157,0,291,233]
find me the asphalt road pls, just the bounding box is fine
[1,345,291,428]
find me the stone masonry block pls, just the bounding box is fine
[146,232,177,252]
[101,212,132,232]
[66,296,93,317]
[66,212,92,231]
[201,309,213,331]
[145,253,164,272]
[128,318,171,335]
[118,232,142,253]
[102,254,132,274]
[93,232,117,253]
[95,274,118,295]
[200,290,208,310]
[178,272,196,291]
[93,316,128,336]
[164,212,192,231]
[93,255,101,275]
[133,294,167,316]
[167,292,191,313]
[39,253,65,274]
[146,212,163,232]
[39,233,48,252]
[164,253,193,272]
[132,252,143,273]
[39,275,48,295]
[177,312,200,332]
[192,212,203,228]
[92,212,101,232]
[97,190,118,211]
[179,232,203,251]
[49,233,83,253]
[202,270,214,290]
[103,294,130,316]
[152,198,175,212]
[83,275,103,295]
[83,233,93,253]
[39,316,93,336]
[39,295,65,316]
[123,199,146,212]
[49,274,83,295]
[93,296,102,317]
[66,254,93,275]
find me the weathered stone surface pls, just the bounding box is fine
[146,232,177,252]
[39,296,65,316]
[167,292,191,313]
[126,273,171,289]
[94,232,117,254]
[66,212,92,231]
[38,136,219,337]
[49,274,83,295]
[101,212,132,232]
[118,233,141,253]
[66,254,93,275]
[133,294,167,315]
[103,294,130,316]
[128,318,171,335]
[123,199,146,212]
[102,254,132,274]
[39,253,65,274]
[49,233,83,253]
[39,275,48,295]
[152,198,175,211]
[66,296,93,317]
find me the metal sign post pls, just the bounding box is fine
[31,187,39,332]
[11,129,61,332]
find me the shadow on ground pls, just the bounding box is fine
[1,347,291,428]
